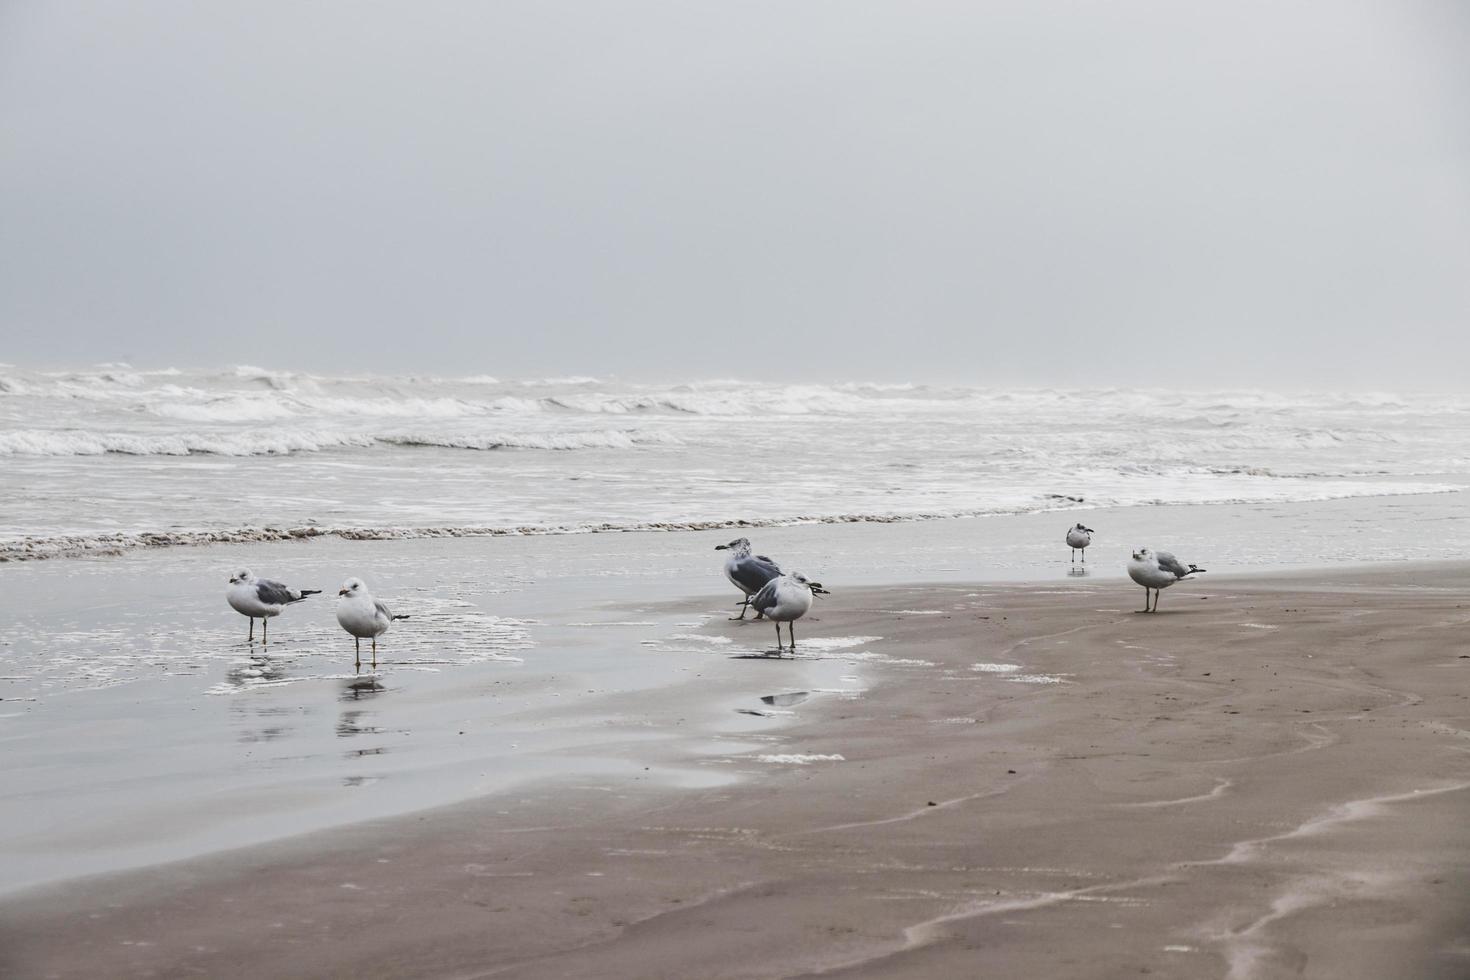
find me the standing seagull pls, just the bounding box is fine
[750,573,829,654]
[1065,523,1095,563]
[1127,548,1206,613]
[336,577,409,671]
[714,537,783,621]
[226,569,320,643]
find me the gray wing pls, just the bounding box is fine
[1155,552,1191,578]
[255,580,299,605]
[750,579,780,615]
[730,555,782,594]
[373,598,395,620]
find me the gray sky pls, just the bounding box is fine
[2,1,1467,386]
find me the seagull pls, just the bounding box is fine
[1127,548,1206,613]
[714,537,783,620]
[1065,523,1095,563]
[225,568,321,642]
[750,573,829,654]
[336,577,410,671]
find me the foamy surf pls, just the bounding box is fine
[4,367,1468,562]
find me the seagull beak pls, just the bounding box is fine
[714,544,728,550]
[810,583,829,595]
[338,588,349,596]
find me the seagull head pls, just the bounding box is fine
[792,572,830,595]
[338,577,367,597]
[1076,523,1095,534]
[714,537,751,555]
[1132,547,1152,562]
[229,568,255,585]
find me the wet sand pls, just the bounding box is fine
[4,562,1469,978]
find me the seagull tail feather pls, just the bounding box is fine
[298,589,323,597]
[391,614,411,620]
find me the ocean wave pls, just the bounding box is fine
[147,394,489,421]
[229,364,316,390]
[378,429,681,451]
[0,426,679,457]
[530,375,602,386]
[0,428,377,457]
[5,366,1470,420]
[3,482,1455,562]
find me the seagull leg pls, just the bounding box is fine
[262,617,268,645]
[1141,587,1151,613]
[372,637,377,670]
[1070,549,1075,563]
[1081,550,1086,564]
[1153,589,1162,613]
[789,621,796,652]
[355,637,361,673]
[730,597,749,621]
[248,617,254,641]
[774,622,782,654]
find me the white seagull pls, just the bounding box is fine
[336,577,409,671]
[750,573,829,654]
[1127,548,1206,613]
[1065,523,1095,563]
[714,537,783,621]
[225,568,320,642]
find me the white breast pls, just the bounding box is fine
[337,595,389,638]
[1127,559,1178,590]
[723,554,745,591]
[1065,529,1091,548]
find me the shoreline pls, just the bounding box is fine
[4,493,1470,894]
[3,479,1464,563]
[4,562,1470,977]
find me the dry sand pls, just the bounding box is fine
[4,563,1469,979]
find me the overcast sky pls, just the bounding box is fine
[1,1,1467,386]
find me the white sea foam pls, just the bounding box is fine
[793,636,884,651]
[756,754,845,765]
[0,428,379,457]
[0,427,679,457]
[833,651,933,667]
[3,367,1468,556]
[379,429,681,451]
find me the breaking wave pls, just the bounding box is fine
[2,479,1455,563]
[3,364,1467,557]
[0,426,680,457]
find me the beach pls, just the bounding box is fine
[4,370,1470,977]
[2,525,1468,977]
[7,1,1470,973]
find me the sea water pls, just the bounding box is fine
[3,364,1467,560]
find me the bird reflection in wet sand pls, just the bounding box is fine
[225,651,288,689]
[341,677,387,701]
[336,709,386,738]
[232,703,295,744]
